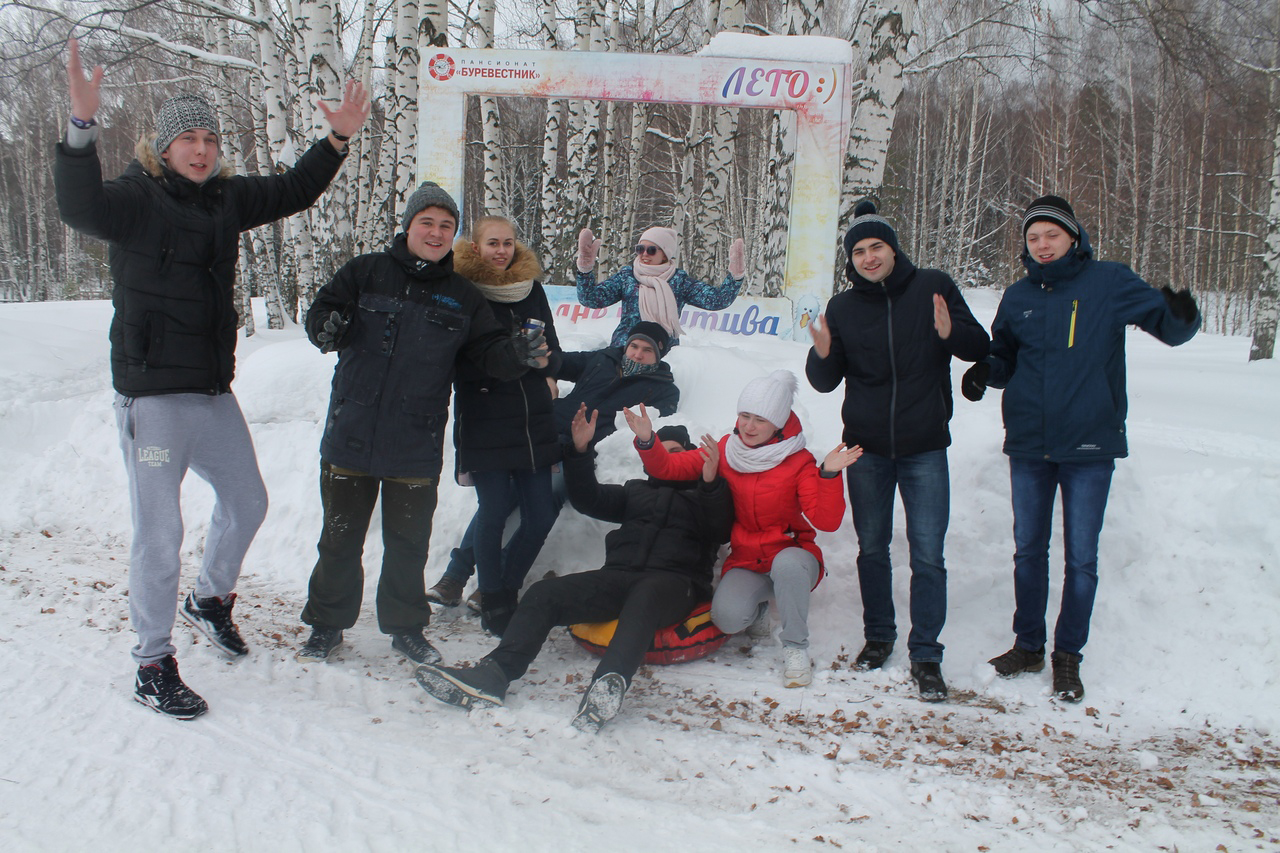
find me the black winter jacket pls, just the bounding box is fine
[451,239,563,474]
[562,444,734,598]
[55,135,346,397]
[553,347,679,444]
[307,235,529,479]
[806,255,990,458]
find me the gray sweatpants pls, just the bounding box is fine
[711,547,821,649]
[115,393,268,664]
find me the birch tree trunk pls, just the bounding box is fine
[1250,72,1280,361]
[476,0,504,216]
[694,0,743,278]
[393,0,421,215]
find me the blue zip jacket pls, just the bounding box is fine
[985,227,1200,462]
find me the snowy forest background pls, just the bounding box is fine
[1,0,1278,356]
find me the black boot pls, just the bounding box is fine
[1051,651,1084,702]
[855,640,895,671]
[415,659,509,709]
[480,589,519,638]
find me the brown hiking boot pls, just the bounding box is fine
[426,575,464,608]
[988,645,1045,677]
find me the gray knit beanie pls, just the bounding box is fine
[154,94,219,156]
[402,181,460,232]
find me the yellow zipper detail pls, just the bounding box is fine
[1068,300,1078,348]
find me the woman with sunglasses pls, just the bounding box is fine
[575,226,745,348]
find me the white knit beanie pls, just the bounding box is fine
[638,226,679,262]
[737,369,797,430]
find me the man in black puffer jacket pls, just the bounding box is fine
[416,407,733,733]
[805,201,989,703]
[55,39,370,720]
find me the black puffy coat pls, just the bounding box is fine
[805,256,990,458]
[451,239,563,474]
[55,135,346,397]
[562,444,734,597]
[307,235,528,479]
[553,347,679,444]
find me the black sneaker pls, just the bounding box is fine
[1051,651,1084,702]
[910,661,948,702]
[297,627,343,662]
[854,640,895,671]
[571,672,628,733]
[988,645,1046,677]
[391,630,442,664]
[135,656,208,720]
[180,591,248,657]
[426,575,465,608]
[415,660,509,709]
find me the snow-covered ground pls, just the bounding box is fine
[1,292,1277,851]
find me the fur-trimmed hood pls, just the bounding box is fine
[452,237,542,287]
[134,133,234,180]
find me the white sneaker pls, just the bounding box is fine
[782,646,811,688]
[746,602,772,639]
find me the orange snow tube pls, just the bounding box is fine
[569,601,729,665]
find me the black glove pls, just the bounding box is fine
[961,362,990,402]
[511,327,549,367]
[317,310,350,353]
[1161,286,1198,323]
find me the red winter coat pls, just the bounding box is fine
[637,412,845,584]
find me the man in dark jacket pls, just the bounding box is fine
[55,39,369,720]
[296,182,547,667]
[806,201,990,703]
[961,195,1200,703]
[416,405,733,733]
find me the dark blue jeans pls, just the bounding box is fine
[470,467,558,594]
[443,469,566,588]
[846,449,949,662]
[1009,457,1114,657]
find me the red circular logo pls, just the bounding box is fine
[427,53,455,81]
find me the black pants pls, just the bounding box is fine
[302,462,438,634]
[487,569,697,685]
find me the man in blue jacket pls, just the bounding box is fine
[961,195,1200,702]
[806,201,989,702]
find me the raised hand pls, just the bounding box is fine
[933,293,952,340]
[699,434,720,482]
[1161,286,1198,323]
[317,80,371,144]
[821,442,863,474]
[808,313,832,359]
[622,403,653,442]
[728,238,746,280]
[66,38,103,122]
[577,228,602,273]
[571,402,598,452]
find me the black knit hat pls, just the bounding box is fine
[655,424,695,451]
[843,200,901,259]
[626,321,671,357]
[1022,195,1080,240]
[402,181,460,232]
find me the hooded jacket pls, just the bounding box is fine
[576,265,742,347]
[306,234,528,479]
[636,412,845,583]
[985,226,1200,461]
[451,238,563,474]
[562,443,734,599]
[805,254,989,459]
[55,134,346,397]
[553,347,679,443]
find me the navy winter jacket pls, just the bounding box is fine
[805,256,990,459]
[553,347,679,444]
[985,227,1200,462]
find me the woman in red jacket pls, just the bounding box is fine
[626,370,861,687]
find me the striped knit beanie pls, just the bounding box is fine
[154,94,219,156]
[1022,195,1080,240]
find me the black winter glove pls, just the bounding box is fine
[1161,286,1198,323]
[317,310,350,353]
[961,362,990,402]
[511,327,549,367]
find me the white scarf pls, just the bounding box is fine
[634,260,683,340]
[472,278,534,303]
[722,430,807,474]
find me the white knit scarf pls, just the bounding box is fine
[471,278,534,303]
[634,260,683,339]
[722,430,807,474]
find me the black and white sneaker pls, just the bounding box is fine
[391,631,442,664]
[415,660,508,709]
[571,672,628,733]
[135,656,208,720]
[296,627,343,662]
[181,591,248,657]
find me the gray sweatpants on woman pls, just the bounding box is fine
[115,393,268,664]
[711,547,821,649]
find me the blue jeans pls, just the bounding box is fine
[468,467,558,595]
[1009,457,1114,657]
[846,449,949,662]
[443,469,566,587]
